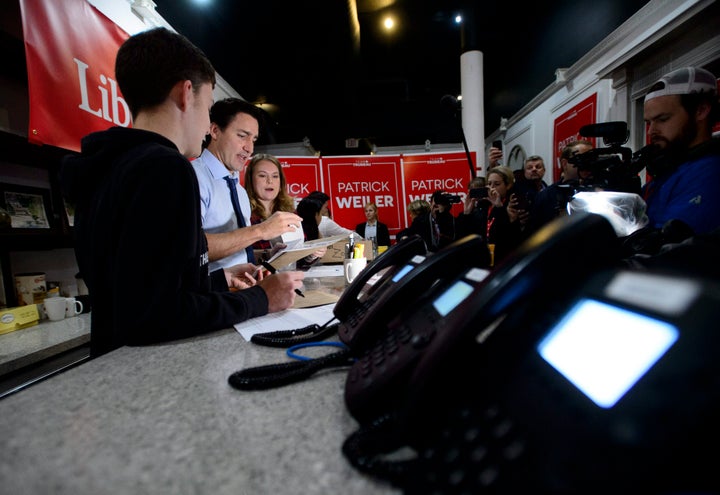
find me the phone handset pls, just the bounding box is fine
[333,234,427,322]
[338,234,491,352]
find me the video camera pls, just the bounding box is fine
[436,192,463,205]
[566,121,650,195]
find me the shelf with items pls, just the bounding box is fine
[0,129,79,308]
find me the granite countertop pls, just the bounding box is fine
[0,279,400,494]
[0,313,91,375]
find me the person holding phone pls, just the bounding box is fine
[512,154,549,237]
[488,139,503,169]
[243,153,302,262]
[455,176,488,240]
[484,166,524,264]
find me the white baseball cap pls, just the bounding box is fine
[644,66,717,103]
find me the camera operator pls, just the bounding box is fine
[642,66,720,235]
[429,190,457,251]
[526,140,594,234]
[455,176,488,239]
[410,190,457,252]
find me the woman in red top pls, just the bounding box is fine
[484,166,524,265]
[244,153,296,251]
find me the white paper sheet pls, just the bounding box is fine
[234,303,337,341]
[304,264,344,277]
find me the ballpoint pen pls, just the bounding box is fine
[261,261,305,297]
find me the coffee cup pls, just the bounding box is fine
[43,297,67,322]
[64,297,83,318]
[344,257,367,284]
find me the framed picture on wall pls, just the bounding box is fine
[0,183,53,230]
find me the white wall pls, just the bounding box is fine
[485,0,720,186]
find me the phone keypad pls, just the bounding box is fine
[413,400,528,493]
[345,321,439,421]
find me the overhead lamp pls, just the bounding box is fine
[383,16,395,31]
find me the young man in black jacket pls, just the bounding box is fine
[60,28,304,357]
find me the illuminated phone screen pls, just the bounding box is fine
[391,264,414,283]
[538,299,679,408]
[432,280,474,317]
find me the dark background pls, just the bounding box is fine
[153,0,650,155]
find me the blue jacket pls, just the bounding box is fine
[643,138,720,234]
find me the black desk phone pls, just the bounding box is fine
[335,233,491,352]
[332,233,427,323]
[342,213,720,494]
[229,233,489,390]
[344,212,620,422]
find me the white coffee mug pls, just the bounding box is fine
[64,297,83,318]
[43,297,67,322]
[344,257,367,284]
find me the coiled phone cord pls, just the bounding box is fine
[341,412,417,486]
[228,342,354,390]
[250,318,340,348]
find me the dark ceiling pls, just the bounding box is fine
[152,0,650,155]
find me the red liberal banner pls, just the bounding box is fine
[552,93,597,182]
[321,155,404,236]
[401,151,473,223]
[20,0,130,151]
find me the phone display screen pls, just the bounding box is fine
[391,264,414,283]
[537,298,679,408]
[432,280,474,317]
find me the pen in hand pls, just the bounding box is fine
[261,261,305,298]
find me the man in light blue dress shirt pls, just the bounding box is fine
[192,99,302,271]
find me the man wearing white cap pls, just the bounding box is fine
[642,66,720,234]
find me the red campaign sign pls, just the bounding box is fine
[278,156,323,205]
[20,0,130,151]
[321,155,404,235]
[552,93,597,182]
[241,156,322,208]
[401,152,474,224]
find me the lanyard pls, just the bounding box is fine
[486,205,495,238]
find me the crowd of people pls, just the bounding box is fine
[59,25,720,356]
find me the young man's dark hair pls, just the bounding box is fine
[115,27,216,119]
